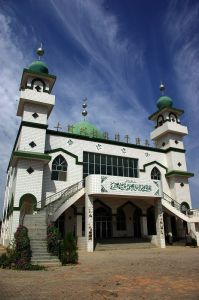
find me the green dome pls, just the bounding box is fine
[156,96,173,110]
[28,60,49,74]
[70,121,104,139]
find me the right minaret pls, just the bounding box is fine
[148,83,194,209]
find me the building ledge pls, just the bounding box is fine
[10,150,51,167]
[148,107,184,121]
[165,170,194,178]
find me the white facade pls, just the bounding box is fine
[1,59,199,251]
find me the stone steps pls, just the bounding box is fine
[95,242,156,251]
[77,237,86,250]
[24,214,61,266]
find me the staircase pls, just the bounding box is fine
[43,180,85,222]
[77,237,87,251]
[162,192,199,223]
[95,238,155,251]
[24,211,60,266]
[23,180,85,266]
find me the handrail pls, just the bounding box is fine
[37,179,84,209]
[163,192,181,211]
[188,209,199,218]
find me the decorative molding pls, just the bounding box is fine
[46,129,185,154]
[45,148,83,165]
[140,161,168,173]
[13,150,51,162]
[21,121,48,129]
[165,170,194,178]
[148,106,184,121]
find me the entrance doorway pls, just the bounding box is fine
[94,207,112,239]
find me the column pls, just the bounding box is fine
[85,193,94,252]
[167,215,173,244]
[112,208,117,238]
[141,209,148,236]
[155,199,166,248]
[76,207,83,237]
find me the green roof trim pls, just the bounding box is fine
[21,121,48,129]
[22,68,56,79]
[45,148,83,165]
[140,161,168,172]
[148,107,184,120]
[165,170,194,178]
[46,129,185,154]
[7,122,48,172]
[13,151,51,162]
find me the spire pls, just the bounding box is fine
[36,43,44,60]
[156,82,173,110]
[159,82,165,95]
[82,98,88,121]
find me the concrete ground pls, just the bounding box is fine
[0,246,199,300]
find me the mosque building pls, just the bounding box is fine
[1,47,199,260]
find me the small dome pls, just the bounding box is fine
[71,121,103,139]
[28,60,49,74]
[156,96,173,110]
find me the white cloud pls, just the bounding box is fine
[0,13,29,216]
[165,2,199,207]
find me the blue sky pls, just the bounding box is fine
[0,0,199,216]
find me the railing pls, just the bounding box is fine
[187,209,199,218]
[163,193,199,221]
[163,192,181,211]
[43,179,85,221]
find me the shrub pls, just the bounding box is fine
[60,232,78,265]
[0,225,45,271]
[14,225,31,266]
[0,253,11,269]
[47,223,61,256]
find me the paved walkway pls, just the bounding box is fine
[0,247,199,299]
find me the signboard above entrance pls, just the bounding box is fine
[86,175,162,197]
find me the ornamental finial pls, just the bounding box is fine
[160,82,165,95]
[82,98,88,120]
[36,43,44,60]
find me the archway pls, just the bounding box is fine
[19,193,37,224]
[94,202,112,240]
[147,206,156,235]
[133,207,142,238]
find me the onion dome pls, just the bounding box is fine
[156,95,173,110]
[71,120,103,139]
[28,60,49,74]
[156,82,173,110]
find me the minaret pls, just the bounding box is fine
[148,83,193,207]
[6,46,56,240]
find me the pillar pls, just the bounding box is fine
[141,210,148,236]
[85,193,94,252]
[76,207,83,237]
[155,199,166,248]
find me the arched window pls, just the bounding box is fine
[169,112,177,123]
[51,155,67,181]
[180,202,190,215]
[157,115,164,127]
[31,78,46,92]
[151,167,161,180]
[116,208,126,230]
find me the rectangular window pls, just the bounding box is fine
[83,152,138,179]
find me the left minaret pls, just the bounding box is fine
[1,46,56,245]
